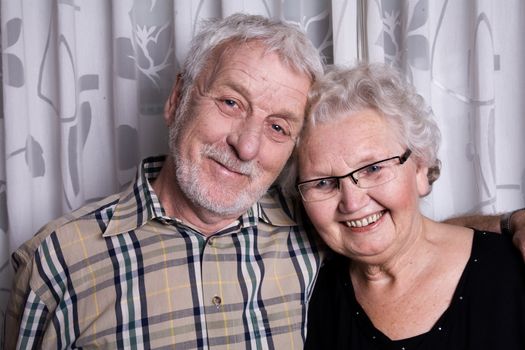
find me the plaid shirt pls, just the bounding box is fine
[4,156,322,350]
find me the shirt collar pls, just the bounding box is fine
[103,156,298,237]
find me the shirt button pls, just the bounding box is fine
[212,295,222,308]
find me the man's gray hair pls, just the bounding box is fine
[181,13,324,92]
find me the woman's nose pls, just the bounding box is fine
[337,178,370,214]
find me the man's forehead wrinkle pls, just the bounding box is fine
[206,77,304,129]
[208,66,306,104]
[196,41,309,128]
[208,41,310,97]
[215,65,308,98]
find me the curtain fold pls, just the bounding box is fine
[1,0,524,343]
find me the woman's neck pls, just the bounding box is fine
[348,220,474,340]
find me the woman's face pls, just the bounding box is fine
[298,108,429,263]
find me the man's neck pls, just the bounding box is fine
[151,158,243,236]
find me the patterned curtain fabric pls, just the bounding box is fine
[1,0,524,341]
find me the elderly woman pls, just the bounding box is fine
[297,64,525,349]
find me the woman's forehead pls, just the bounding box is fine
[300,114,402,168]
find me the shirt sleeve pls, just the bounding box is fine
[14,290,50,349]
[3,241,52,350]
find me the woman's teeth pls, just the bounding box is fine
[345,211,384,228]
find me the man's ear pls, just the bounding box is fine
[164,73,183,126]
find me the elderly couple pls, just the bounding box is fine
[5,13,525,350]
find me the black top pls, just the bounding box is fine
[305,231,525,350]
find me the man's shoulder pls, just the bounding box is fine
[260,186,294,204]
[258,186,302,225]
[13,192,122,267]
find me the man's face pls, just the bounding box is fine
[170,42,311,217]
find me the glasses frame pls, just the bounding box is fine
[297,149,412,202]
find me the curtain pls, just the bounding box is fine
[1,0,524,341]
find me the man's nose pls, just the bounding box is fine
[226,118,264,161]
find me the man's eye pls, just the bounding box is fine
[223,99,237,108]
[265,119,292,142]
[215,97,243,117]
[271,124,284,134]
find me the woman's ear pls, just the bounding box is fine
[416,165,432,197]
[416,158,441,197]
[164,73,183,126]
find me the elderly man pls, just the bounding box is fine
[4,13,525,349]
[5,13,322,349]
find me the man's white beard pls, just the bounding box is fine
[169,114,269,217]
[173,144,268,217]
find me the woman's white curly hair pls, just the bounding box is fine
[279,63,442,197]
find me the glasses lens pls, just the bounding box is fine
[354,159,398,188]
[299,152,409,201]
[299,178,338,201]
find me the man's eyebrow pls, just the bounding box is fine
[209,78,252,102]
[278,110,303,124]
[213,79,304,121]
[223,79,251,97]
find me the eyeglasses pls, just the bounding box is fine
[297,149,412,202]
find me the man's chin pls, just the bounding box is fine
[192,192,258,217]
[174,160,271,217]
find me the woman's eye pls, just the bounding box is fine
[314,179,328,188]
[364,165,382,174]
[358,164,385,179]
[314,179,336,189]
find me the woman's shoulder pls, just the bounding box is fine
[454,230,525,310]
[425,219,474,248]
[457,230,525,348]
[469,230,525,274]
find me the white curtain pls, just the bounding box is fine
[1,0,524,341]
